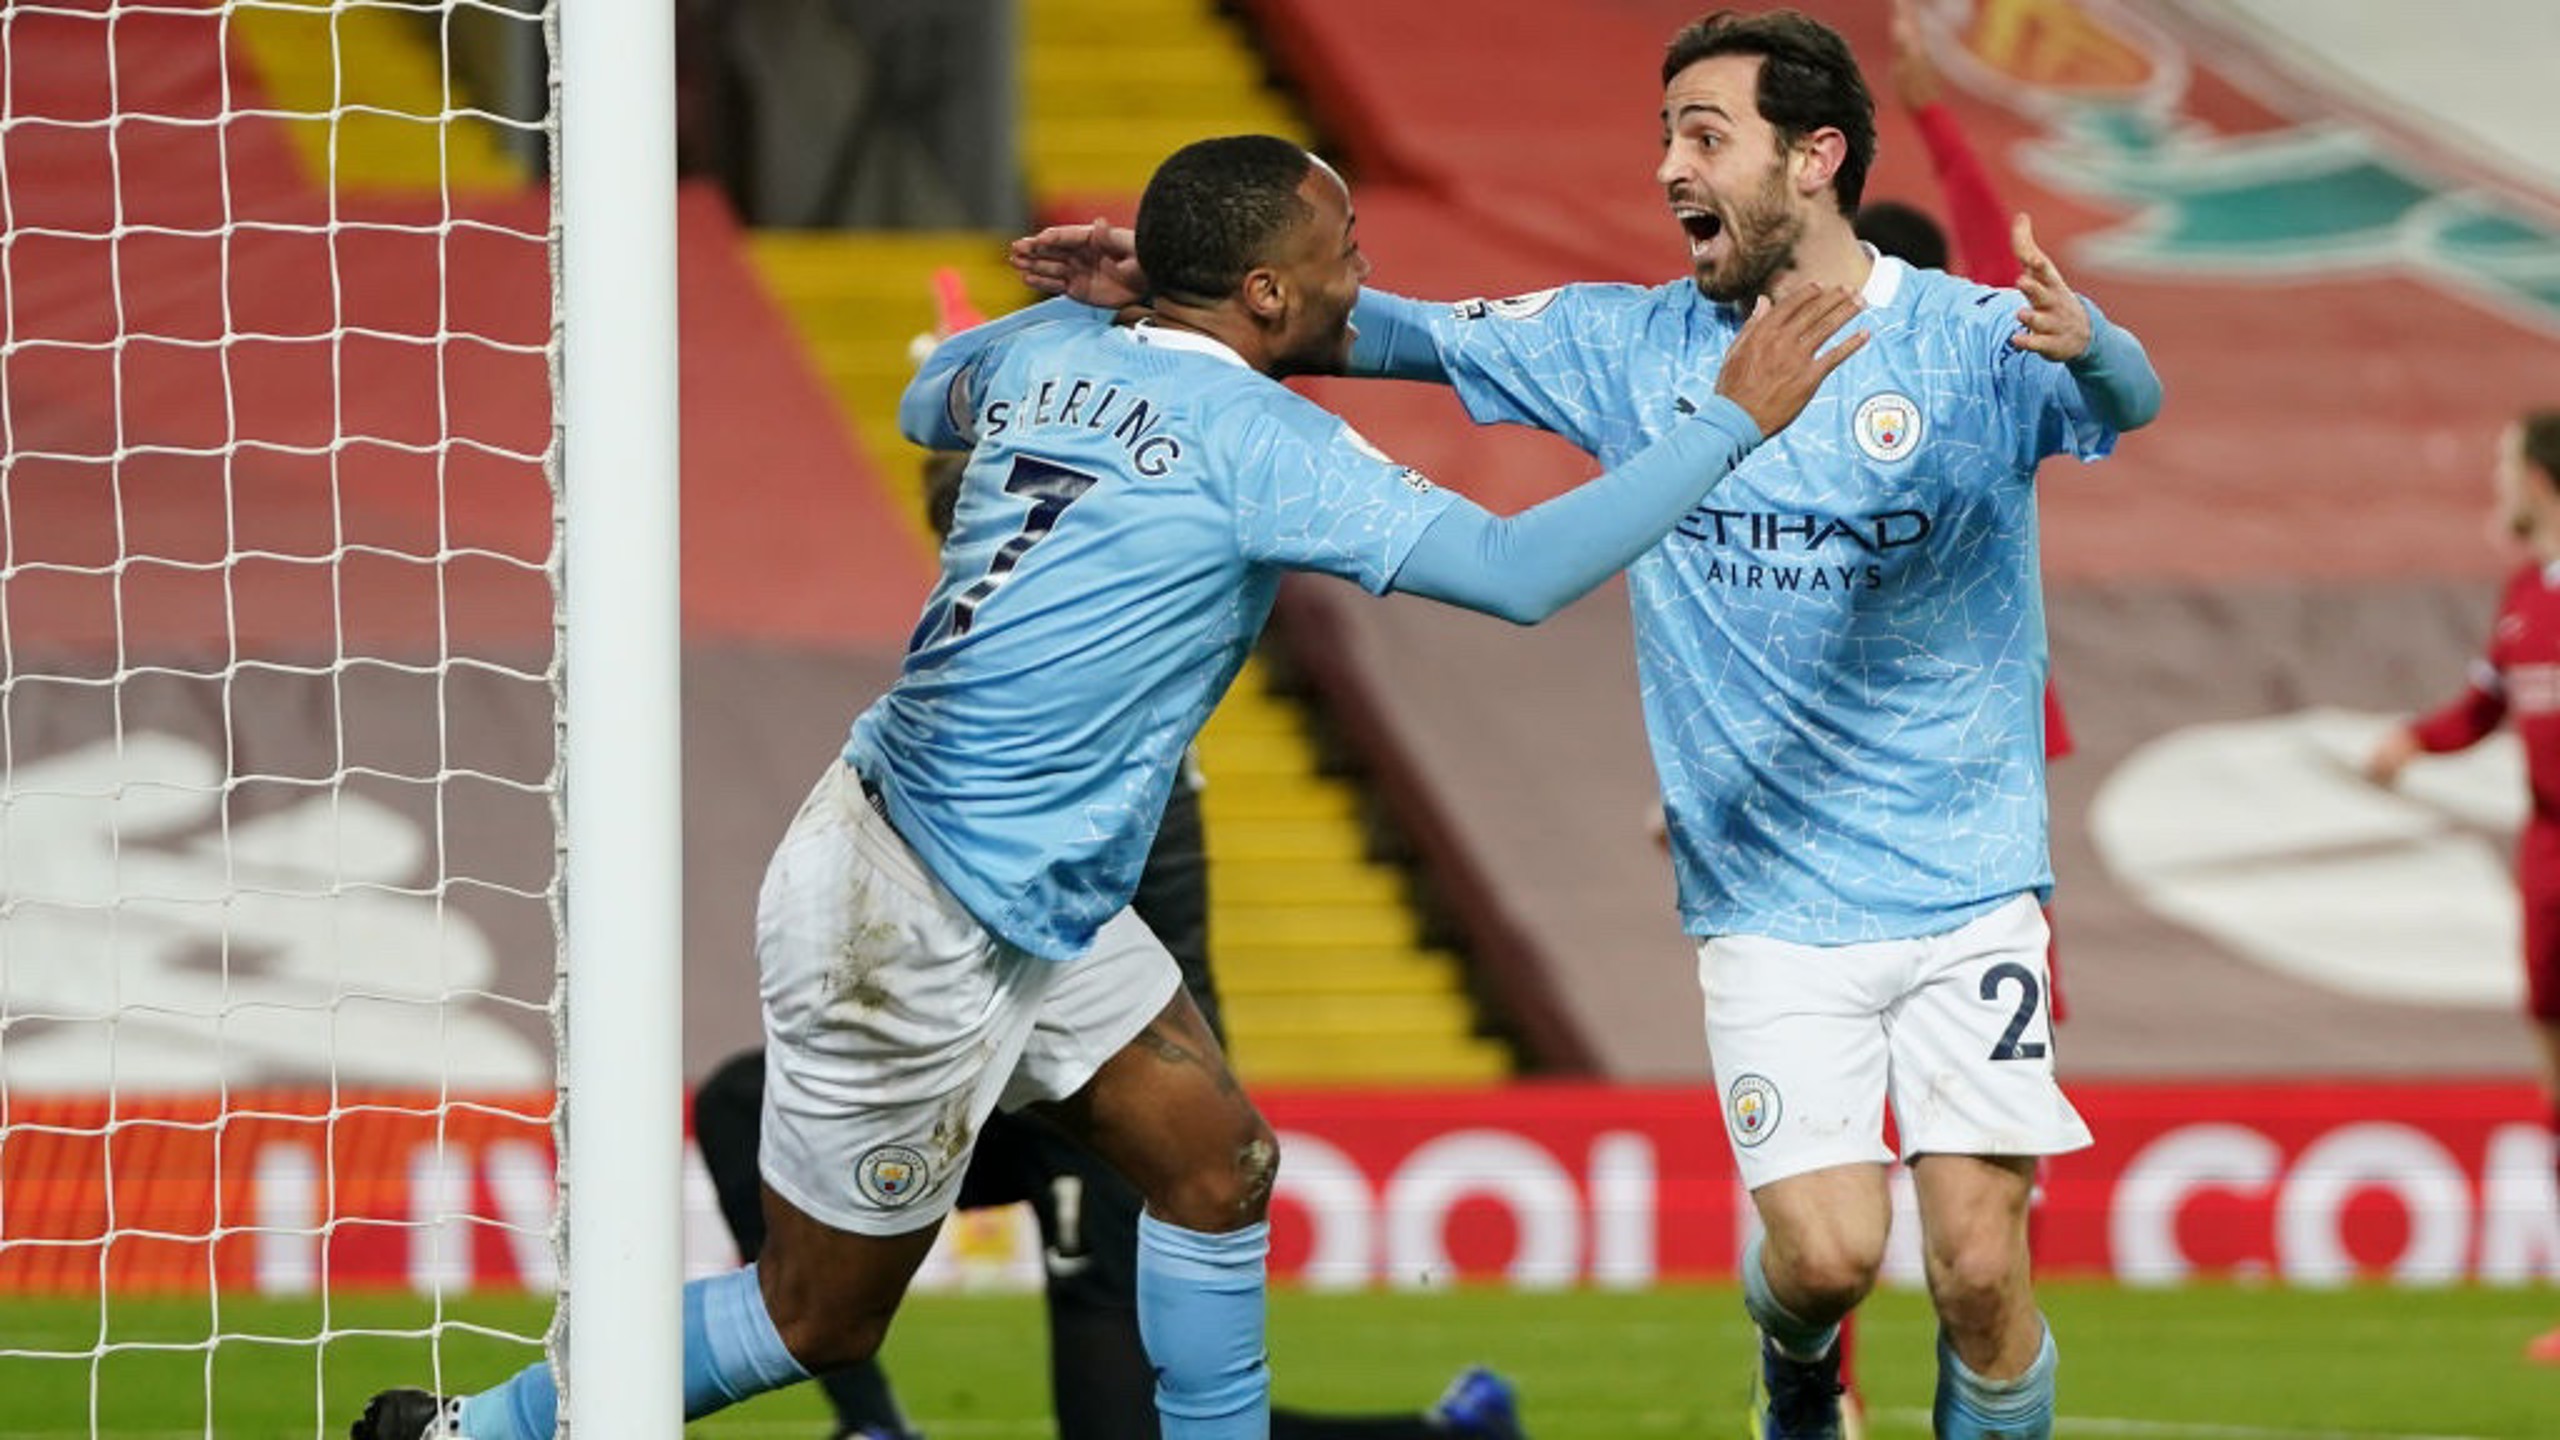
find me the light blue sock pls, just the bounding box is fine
[1933,1320,2057,1440]
[1740,1233,1839,1362]
[453,1265,808,1439]
[1136,1213,1270,1440]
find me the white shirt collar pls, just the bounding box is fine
[1125,318,1250,369]
[1858,245,1904,308]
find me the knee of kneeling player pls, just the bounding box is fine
[1153,1120,1279,1231]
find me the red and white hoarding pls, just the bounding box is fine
[3,1082,2550,1294]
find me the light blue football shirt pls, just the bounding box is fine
[1354,258,2116,943]
[871,302,1457,961]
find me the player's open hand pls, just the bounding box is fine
[1009,217,1146,309]
[1714,283,1868,438]
[2009,213,2093,361]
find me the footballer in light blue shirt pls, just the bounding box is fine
[1340,19,2162,1440]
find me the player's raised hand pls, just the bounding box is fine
[1008,217,1146,308]
[2008,213,2093,361]
[1714,283,1868,437]
[1887,0,1942,111]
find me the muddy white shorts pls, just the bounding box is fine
[754,763,1182,1236]
[1696,893,2092,1191]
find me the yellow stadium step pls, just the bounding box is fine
[1226,1034,1514,1087]
[1199,778,1362,826]
[1205,819,1373,865]
[1213,947,1469,998]
[230,0,526,194]
[1200,702,1308,743]
[1189,728,1330,779]
[1018,0,1311,198]
[1228,990,1477,1033]
[1026,59,1301,125]
[1215,861,1407,909]
[1213,904,1423,952]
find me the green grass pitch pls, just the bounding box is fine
[2,1281,2554,1438]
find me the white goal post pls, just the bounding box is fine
[0,2,681,1435]
[558,0,682,1435]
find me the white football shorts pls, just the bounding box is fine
[1696,893,2093,1191]
[754,762,1182,1236]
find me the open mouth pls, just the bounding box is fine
[1675,207,1724,257]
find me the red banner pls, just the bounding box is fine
[4,1082,2552,1293]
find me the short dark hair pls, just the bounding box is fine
[1854,199,1948,270]
[1135,135,1316,306]
[2525,411,2560,490]
[1661,10,1876,213]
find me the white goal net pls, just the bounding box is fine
[0,1,628,1432]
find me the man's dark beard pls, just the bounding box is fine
[1271,311,1354,379]
[1696,161,1804,303]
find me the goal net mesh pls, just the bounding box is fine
[1,0,562,1429]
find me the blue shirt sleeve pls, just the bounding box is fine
[2063,301,2163,433]
[1391,396,1763,623]
[898,297,1113,451]
[1228,396,1465,594]
[1347,284,1654,456]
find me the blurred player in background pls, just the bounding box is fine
[1015,11,2161,1440]
[354,133,1861,1440]
[2362,409,2560,1367]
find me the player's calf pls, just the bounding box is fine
[1932,1322,2057,1440]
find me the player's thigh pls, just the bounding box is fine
[1887,895,2093,1163]
[754,761,1064,1235]
[1697,931,1896,1190]
[1029,913,1265,1227]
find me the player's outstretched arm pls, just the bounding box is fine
[2009,213,2163,431]
[1009,217,1146,309]
[1390,285,1867,623]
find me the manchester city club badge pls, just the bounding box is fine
[855,1143,931,1208]
[1726,1073,1782,1147]
[1853,391,1923,462]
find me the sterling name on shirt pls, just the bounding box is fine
[980,375,1186,476]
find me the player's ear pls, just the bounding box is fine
[1239,263,1288,324]
[1794,128,1847,199]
